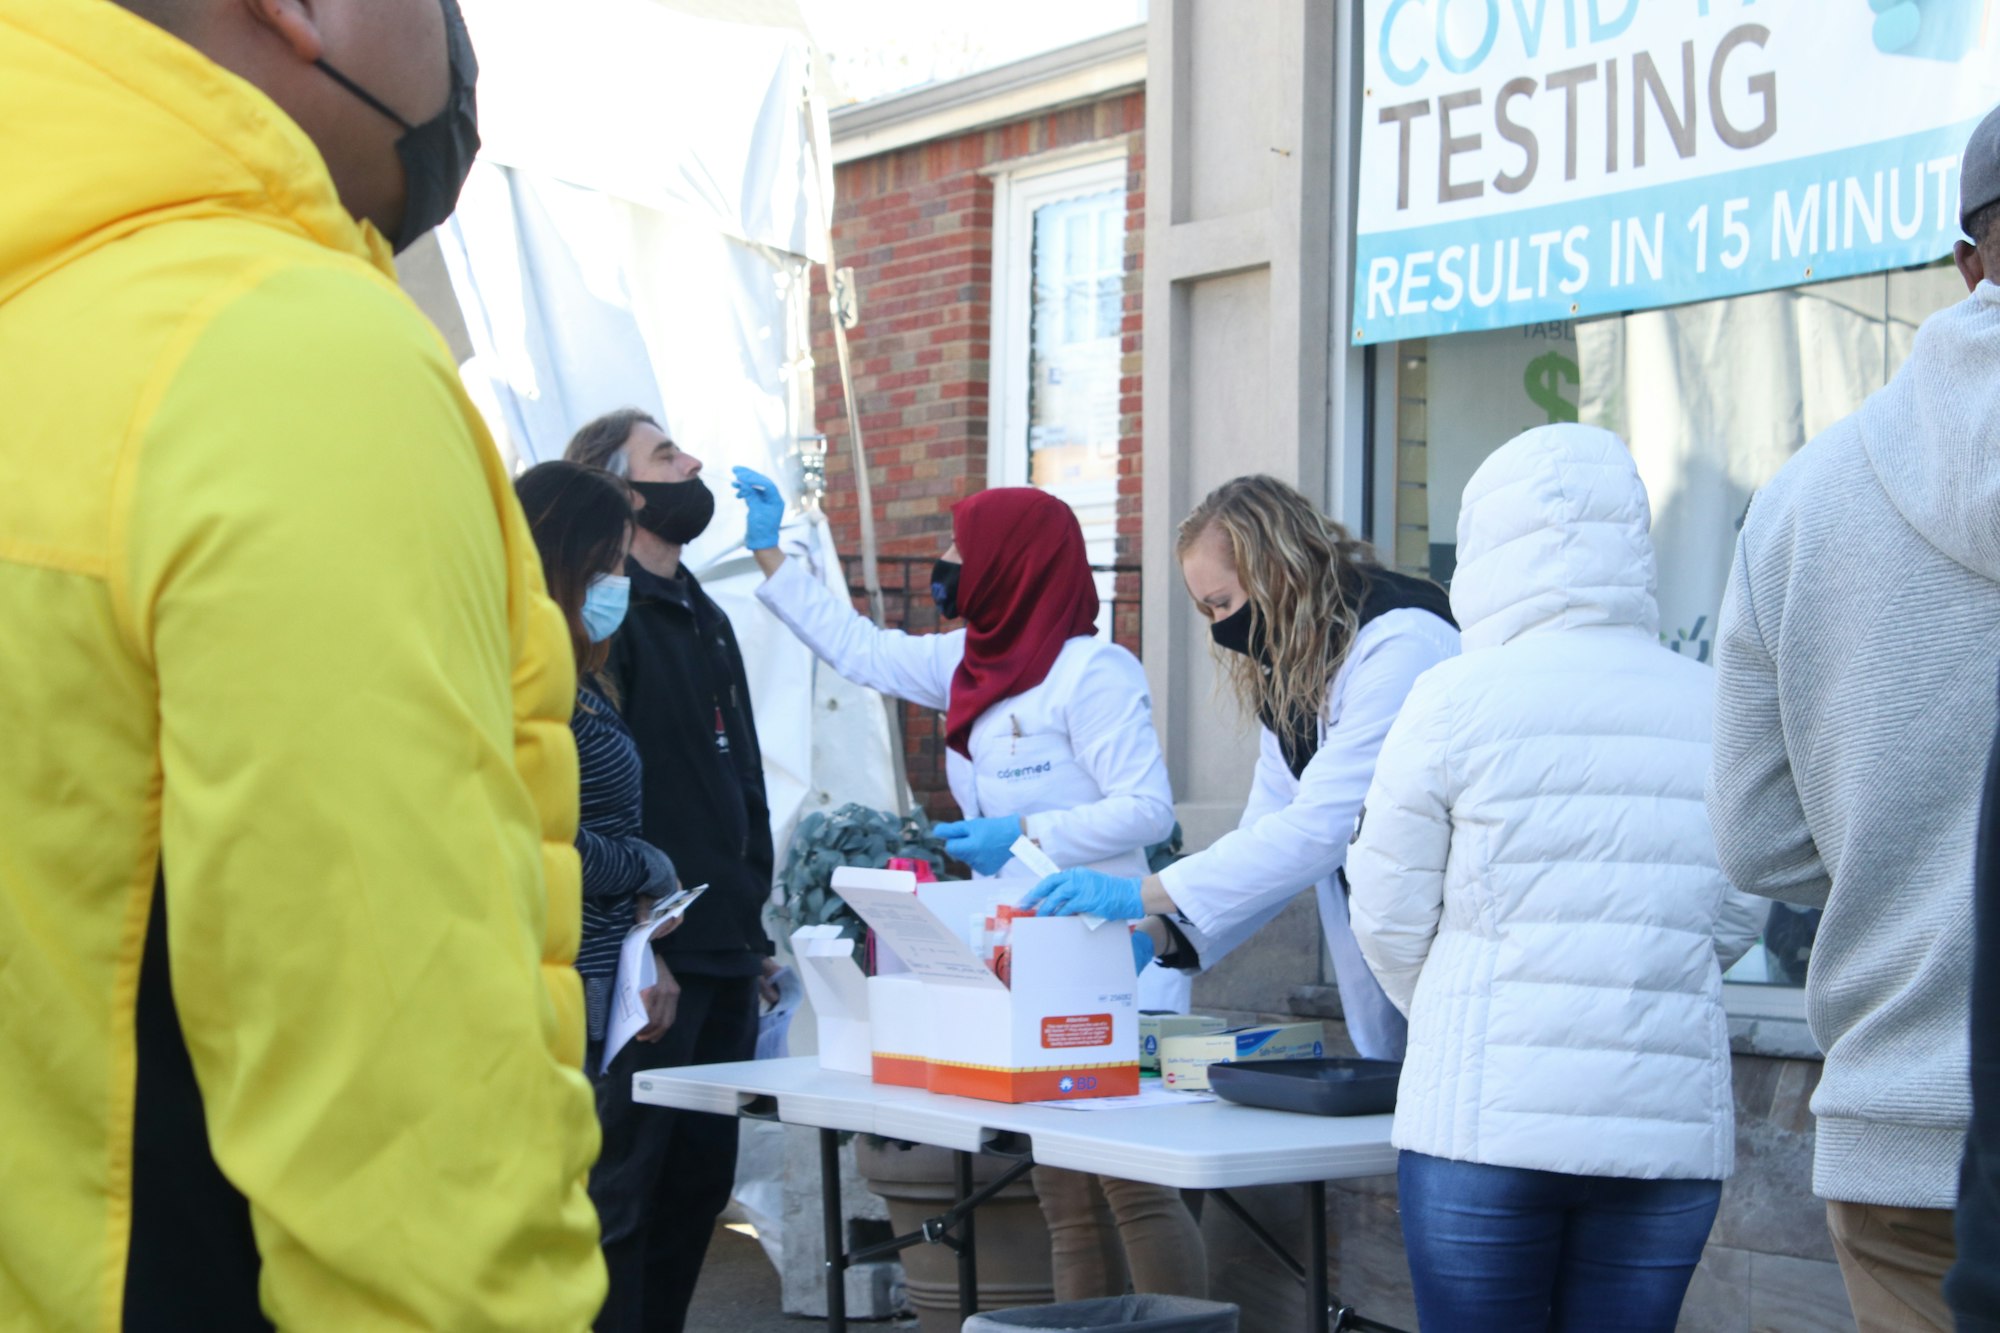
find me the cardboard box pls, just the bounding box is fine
[833,867,1140,1103]
[1138,1013,1230,1072]
[866,974,928,1087]
[1159,1021,1327,1091]
[789,925,873,1076]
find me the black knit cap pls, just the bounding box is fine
[1963,103,2000,230]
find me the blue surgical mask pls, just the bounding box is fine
[582,573,630,642]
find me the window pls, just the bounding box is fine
[1386,261,1968,1004]
[992,151,1130,628]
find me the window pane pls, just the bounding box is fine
[1027,188,1125,579]
[1392,263,1967,987]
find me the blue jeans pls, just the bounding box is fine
[1398,1151,1722,1333]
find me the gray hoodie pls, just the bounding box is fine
[1709,280,2000,1209]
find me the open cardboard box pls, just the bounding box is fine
[833,867,1140,1103]
[788,924,873,1076]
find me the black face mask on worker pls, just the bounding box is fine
[313,0,480,254]
[1209,602,1259,658]
[629,477,716,546]
[931,559,962,620]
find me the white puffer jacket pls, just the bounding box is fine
[1347,425,1762,1182]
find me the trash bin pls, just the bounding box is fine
[962,1294,1239,1333]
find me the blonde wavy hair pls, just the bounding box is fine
[1176,476,1377,738]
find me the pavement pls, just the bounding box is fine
[683,1223,802,1331]
[684,1222,920,1332]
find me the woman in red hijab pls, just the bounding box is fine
[733,469,1207,1304]
[939,486,1101,758]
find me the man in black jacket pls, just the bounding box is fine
[1950,675,2000,1333]
[567,408,776,1333]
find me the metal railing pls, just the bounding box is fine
[837,555,1142,820]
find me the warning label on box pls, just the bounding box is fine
[1041,1014,1113,1049]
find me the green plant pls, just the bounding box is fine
[775,803,947,939]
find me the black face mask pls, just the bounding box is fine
[1213,598,1315,778]
[1209,602,1257,657]
[629,476,716,546]
[931,559,962,620]
[314,0,480,254]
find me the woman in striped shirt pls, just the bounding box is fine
[516,461,680,1070]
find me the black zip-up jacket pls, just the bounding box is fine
[1949,672,2000,1333]
[606,561,774,976]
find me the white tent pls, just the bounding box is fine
[437,0,903,864]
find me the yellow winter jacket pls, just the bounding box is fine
[0,2,604,1328]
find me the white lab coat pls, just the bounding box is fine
[1156,605,1461,1057]
[755,560,1191,1008]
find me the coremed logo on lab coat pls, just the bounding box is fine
[995,761,1055,781]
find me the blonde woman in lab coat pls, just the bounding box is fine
[1025,474,1460,1061]
[732,469,1206,1303]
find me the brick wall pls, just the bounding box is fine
[812,90,1144,560]
[812,90,1146,819]
[1116,132,1145,569]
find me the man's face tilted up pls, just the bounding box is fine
[621,420,704,489]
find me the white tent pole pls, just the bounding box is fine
[825,271,888,631]
[820,245,916,820]
[806,70,914,819]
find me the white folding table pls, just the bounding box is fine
[633,1057,1407,1332]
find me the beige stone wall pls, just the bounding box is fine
[1144,3,1852,1329]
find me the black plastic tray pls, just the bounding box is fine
[1206,1057,1401,1116]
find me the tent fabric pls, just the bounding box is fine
[461,0,830,262]
[438,0,898,870]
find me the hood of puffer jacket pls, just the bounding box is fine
[1449,423,1661,652]
[0,0,391,309]
[1857,281,2000,582]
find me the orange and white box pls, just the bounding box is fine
[834,867,1139,1103]
[866,973,929,1088]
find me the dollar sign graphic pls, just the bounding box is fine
[1525,352,1579,424]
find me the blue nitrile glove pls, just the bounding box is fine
[731,466,785,551]
[932,816,1021,877]
[1020,868,1146,920]
[1130,927,1156,975]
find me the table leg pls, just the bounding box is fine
[954,1150,979,1321]
[820,1128,847,1333]
[1307,1179,1328,1333]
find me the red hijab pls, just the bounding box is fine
[945,488,1100,758]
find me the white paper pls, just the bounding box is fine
[649,881,708,930]
[754,965,801,1061]
[835,881,1007,990]
[1009,836,1108,930]
[1009,835,1059,878]
[599,884,714,1075]
[1029,1084,1217,1111]
[601,920,661,1074]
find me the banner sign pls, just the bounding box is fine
[1352,0,2000,344]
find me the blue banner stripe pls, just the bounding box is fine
[1352,119,1979,344]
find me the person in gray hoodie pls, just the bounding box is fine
[1708,104,2000,1333]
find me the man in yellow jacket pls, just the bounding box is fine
[0,0,606,1327]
